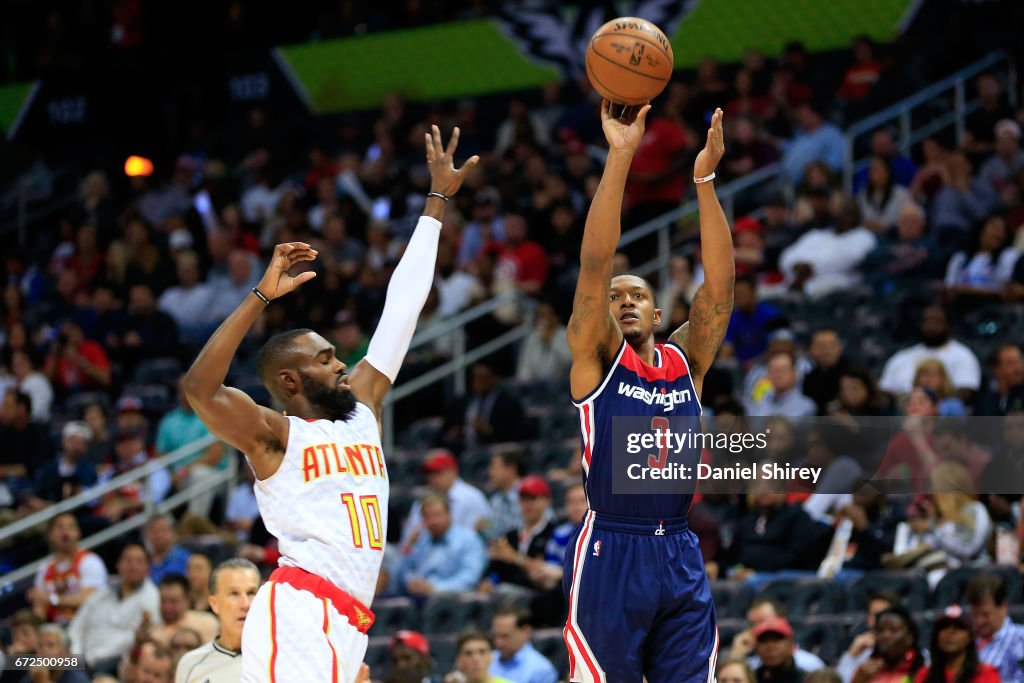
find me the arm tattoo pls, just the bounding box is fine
[671,285,733,375]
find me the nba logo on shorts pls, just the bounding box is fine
[592,540,602,557]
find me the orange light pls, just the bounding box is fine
[124,155,154,177]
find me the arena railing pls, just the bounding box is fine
[842,50,1016,189]
[0,434,233,591]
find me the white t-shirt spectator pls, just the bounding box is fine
[435,271,483,317]
[879,342,982,394]
[68,579,161,667]
[779,227,877,298]
[19,371,53,422]
[159,283,215,327]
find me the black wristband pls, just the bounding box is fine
[426,191,450,202]
[251,287,270,305]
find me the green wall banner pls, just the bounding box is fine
[0,81,39,136]
[277,0,919,113]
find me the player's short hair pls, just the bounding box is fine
[158,573,190,595]
[494,605,533,629]
[209,558,260,594]
[610,273,657,306]
[420,493,450,513]
[256,328,316,394]
[966,574,1008,607]
[492,448,528,477]
[456,628,494,654]
[749,597,785,616]
[38,624,69,652]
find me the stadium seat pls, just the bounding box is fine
[363,635,393,680]
[461,448,493,488]
[122,383,175,414]
[531,440,576,474]
[715,617,748,647]
[757,578,844,617]
[533,627,569,677]
[1009,605,1024,624]
[421,593,495,635]
[63,390,111,417]
[848,572,930,612]
[709,580,754,619]
[369,597,420,635]
[400,417,442,449]
[914,609,942,650]
[932,567,1024,608]
[792,616,848,664]
[430,633,459,674]
[132,357,183,385]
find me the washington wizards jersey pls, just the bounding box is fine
[573,340,702,519]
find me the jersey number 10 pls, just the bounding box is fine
[340,493,384,551]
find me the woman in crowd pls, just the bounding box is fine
[914,605,1000,683]
[912,359,967,417]
[858,156,912,233]
[852,606,926,683]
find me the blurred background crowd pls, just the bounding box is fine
[2,1,1024,682]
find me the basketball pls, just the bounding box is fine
[585,17,674,106]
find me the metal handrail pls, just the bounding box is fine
[0,457,236,589]
[0,434,218,545]
[843,51,1014,188]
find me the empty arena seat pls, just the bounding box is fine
[369,597,420,635]
[757,578,844,617]
[709,580,754,619]
[533,628,569,677]
[792,616,848,664]
[421,593,495,635]
[132,357,183,385]
[400,417,442,449]
[362,636,393,680]
[461,448,493,488]
[848,572,930,612]
[932,567,1024,608]
[430,633,459,674]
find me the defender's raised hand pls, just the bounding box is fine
[255,242,318,301]
[425,125,480,197]
[601,99,652,153]
[694,107,725,178]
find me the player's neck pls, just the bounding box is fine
[629,336,657,365]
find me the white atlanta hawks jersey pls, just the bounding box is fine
[254,403,388,606]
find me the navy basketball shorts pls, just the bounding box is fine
[561,511,719,683]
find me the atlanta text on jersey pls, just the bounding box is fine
[626,462,821,483]
[302,442,386,483]
[616,382,694,412]
[625,427,769,455]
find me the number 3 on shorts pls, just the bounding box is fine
[340,493,384,550]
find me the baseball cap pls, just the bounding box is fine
[733,216,763,236]
[62,421,92,442]
[753,616,793,639]
[995,119,1022,140]
[519,475,552,499]
[422,449,458,474]
[116,395,144,414]
[392,630,430,657]
[934,605,972,631]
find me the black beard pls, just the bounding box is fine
[922,333,949,348]
[297,371,357,421]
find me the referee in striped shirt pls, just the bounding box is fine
[175,559,258,683]
[968,574,1024,683]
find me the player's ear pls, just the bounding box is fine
[653,307,662,326]
[278,368,299,396]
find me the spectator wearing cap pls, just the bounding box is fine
[725,276,785,366]
[967,574,1024,683]
[95,428,171,522]
[0,389,52,483]
[733,216,768,281]
[459,188,505,268]
[879,306,981,401]
[752,617,808,683]
[979,119,1024,193]
[745,351,817,418]
[156,377,226,520]
[115,395,149,434]
[779,197,876,299]
[158,251,215,342]
[729,599,825,674]
[144,514,190,584]
[781,101,845,184]
[390,630,439,683]
[43,319,112,394]
[400,449,490,551]
[915,605,1000,683]
[392,494,487,597]
[441,362,530,453]
[67,544,159,674]
[28,513,109,625]
[34,421,98,504]
[974,343,1024,416]
[489,606,558,683]
[480,476,556,593]
[484,449,525,541]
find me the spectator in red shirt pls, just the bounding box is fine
[915,606,1000,683]
[839,37,883,102]
[495,214,548,296]
[42,320,112,394]
[625,102,691,226]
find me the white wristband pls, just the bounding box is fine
[693,171,716,184]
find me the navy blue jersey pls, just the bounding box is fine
[573,339,702,519]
